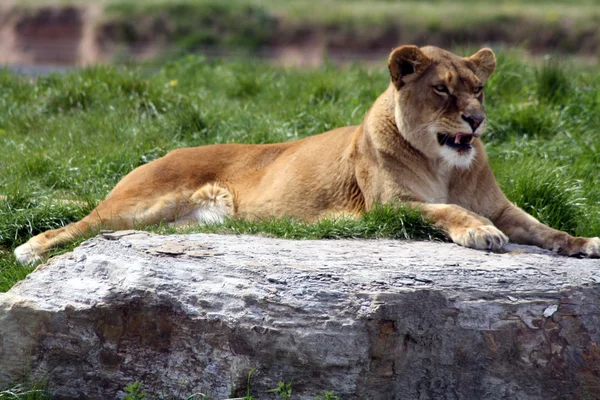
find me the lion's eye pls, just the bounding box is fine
[433,84,449,94]
[474,86,484,95]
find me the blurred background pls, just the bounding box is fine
[2,0,600,70]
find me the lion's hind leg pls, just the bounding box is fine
[14,183,235,265]
[14,205,115,265]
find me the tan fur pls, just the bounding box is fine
[15,46,600,264]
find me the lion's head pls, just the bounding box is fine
[388,45,496,168]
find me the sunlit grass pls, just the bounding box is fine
[156,203,445,242]
[1,50,599,292]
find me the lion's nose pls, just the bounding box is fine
[461,113,485,132]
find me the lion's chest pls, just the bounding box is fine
[411,182,449,204]
[409,169,451,204]
[368,164,452,205]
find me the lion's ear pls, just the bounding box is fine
[467,48,496,82]
[388,46,432,90]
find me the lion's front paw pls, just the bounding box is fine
[582,237,600,258]
[450,225,508,252]
[565,237,600,258]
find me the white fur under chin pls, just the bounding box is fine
[422,124,477,169]
[439,145,477,169]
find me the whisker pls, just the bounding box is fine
[407,115,442,136]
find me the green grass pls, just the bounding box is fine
[0,378,50,400]
[1,50,599,292]
[103,2,277,52]
[155,203,445,241]
[117,375,339,400]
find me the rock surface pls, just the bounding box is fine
[0,231,599,399]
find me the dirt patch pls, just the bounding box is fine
[11,6,84,65]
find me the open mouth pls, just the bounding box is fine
[437,133,479,152]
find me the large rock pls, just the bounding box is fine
[1,231,599,399]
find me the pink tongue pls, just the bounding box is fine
[454,133,479,144]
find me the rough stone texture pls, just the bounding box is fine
[1,231,599,399]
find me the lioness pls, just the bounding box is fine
[14,45,600,264]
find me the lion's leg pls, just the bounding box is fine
[492,204,600,257]
[14,204,124,265]
[14,183,235,264]
[414,203,508,252]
